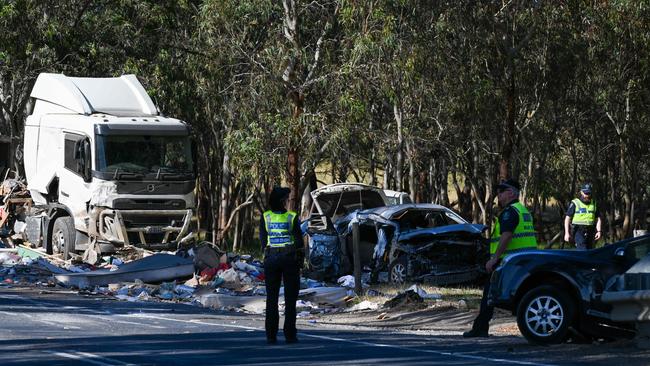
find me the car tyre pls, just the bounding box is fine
[51,216,75,260]
[389,255,408,284]
[517,285,576,345]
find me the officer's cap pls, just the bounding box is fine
[497,179,521,192]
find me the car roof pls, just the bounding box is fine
[358,203,464,221]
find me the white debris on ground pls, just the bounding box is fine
[0,241,446,316]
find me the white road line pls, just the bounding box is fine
[44,350,133,366]
[128,314,556,366]
[100,318,167,329]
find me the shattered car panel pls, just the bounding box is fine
[305,200,488,284]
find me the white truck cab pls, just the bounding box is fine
[23,73,195,258]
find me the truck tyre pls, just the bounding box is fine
[52,216,74,260]
[516,285,576,345]
[389,255,408,284]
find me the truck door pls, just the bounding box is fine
[60,133,93,230]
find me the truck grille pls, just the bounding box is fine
[113,199,186,210]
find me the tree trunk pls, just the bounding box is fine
[440,158,449,207]
[286,148,300,211]
[383,159,391,190]
[217,152,231,245]
[408,151,416,201]
[394,103,404,191]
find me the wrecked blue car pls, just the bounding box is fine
[304,183,489,284]
[303,183,388,280]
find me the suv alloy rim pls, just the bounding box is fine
[391,263,406,283]
[524,295,564,337]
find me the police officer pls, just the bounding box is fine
[259,187,303,344]
[463,179,537,338]
[564,183,602,250]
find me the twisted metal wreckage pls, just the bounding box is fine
[303,183,489,284]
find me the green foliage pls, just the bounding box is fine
[1,0,650,242]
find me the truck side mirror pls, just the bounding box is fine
[82,139,92,182]
[74,138,92,182]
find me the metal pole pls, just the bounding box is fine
[352,221,362,296]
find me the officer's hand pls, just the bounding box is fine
[594,231,601,240]
[564,233,571,242]
[486,257,499,273]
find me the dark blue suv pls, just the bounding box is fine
[489,234,650,344]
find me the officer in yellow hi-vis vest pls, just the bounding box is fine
[564,183,602,250]
[464,179,537,338]
[259,187,304,345]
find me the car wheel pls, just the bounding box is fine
[51,216,75,260]
[517,285,576,344]
[389,255,408,284]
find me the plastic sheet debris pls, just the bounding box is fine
[406,284,442,300]
[337,275,356,288]
[299,287,350,307]
[301,278,326,289]
[219,268,241,289]
[296,299,317,312]
[348,300,379,312]
[190,244,224,271]
[198,293,267,314]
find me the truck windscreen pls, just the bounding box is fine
[96,135,194,180]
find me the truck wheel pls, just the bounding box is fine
[52,216,74,260]
[389,255,408,284]
[516,285,576,345]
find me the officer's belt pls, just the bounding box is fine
[265,245,296,254]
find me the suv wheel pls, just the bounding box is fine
[389,255,408,284]
[517,285,576,344]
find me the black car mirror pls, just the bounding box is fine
[614,247,626,257]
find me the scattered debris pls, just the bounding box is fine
[198,293,267,313]
[54,254,194,288]
[348,300,380,312]
[299,287,352,308]
[383,288,424,309]
[406,284,442,300]
[2,237,439,317]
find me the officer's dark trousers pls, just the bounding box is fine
[573,225,595,250]
[471,280,494,332]
[264,251,300,341]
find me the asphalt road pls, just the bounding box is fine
[0,286,648,366]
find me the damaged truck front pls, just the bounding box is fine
[22,73,195,258]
